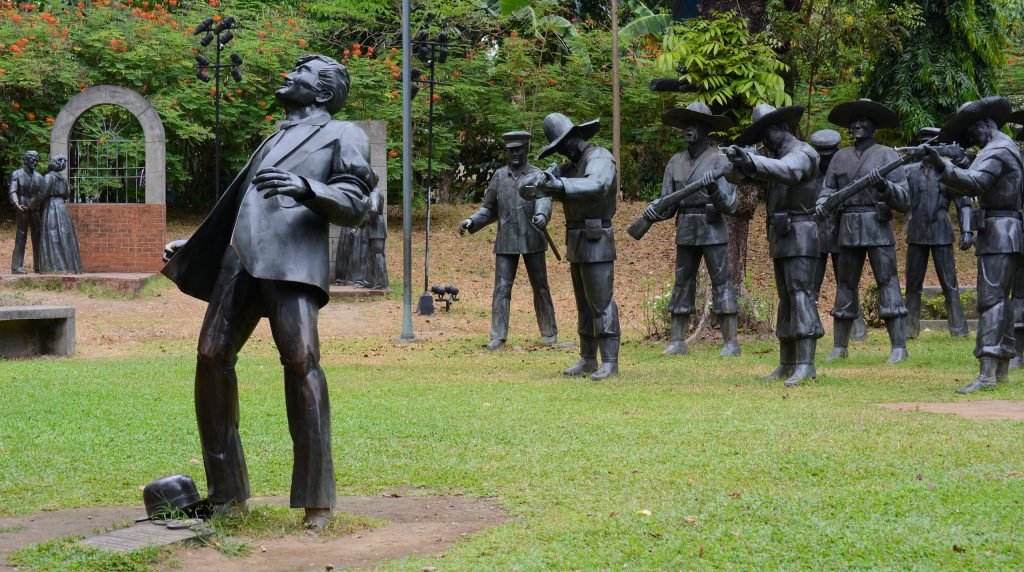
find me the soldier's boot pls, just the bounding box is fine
[784,338,817,387]
[719,314,741,357]
[825,318,852,361]
[485,339,506,351]
[996,358,1010,383]
[852,315,868,342]
[539,335,558,347]
[761,340,796,381]
[885,317,909,364]
[906,294,921,339]
[957,357,998,394]
[591,338,620,380]
[663,315,690,355]
[1011,329,1024,369]
[947,292,969,338]
[563,336,599,376]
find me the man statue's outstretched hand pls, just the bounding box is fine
[458,219,473,236]
[253,168,314,200]
[163,239,187,263]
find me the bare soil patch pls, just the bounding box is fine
[878,400,1024,420]
[0,493,508,572]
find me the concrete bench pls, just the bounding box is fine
[0,306,75,358]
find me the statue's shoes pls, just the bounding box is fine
[956,379,996,394]
[484,339,505,351]
[719,341,741,357]
[210,500,247,520]
[663,340,688,356]
[824,347,848,362]
[783,365,816,388]
[539,335,558,347]
[563,358,598,376]
[886,347,909,364]
[11,268,26,275]
[590,362,619,380]
[303,508,332,531]
[760,365,793,382]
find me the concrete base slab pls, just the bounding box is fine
[918,319,978,333]
[0,272,158,296]
[329,284,389,299]
[878,400,1024,420]
[79,521,212,553]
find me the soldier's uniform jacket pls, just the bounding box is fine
[8,168,45,210]
[557,145,617,263]
[823,144,910,248]
[940,133,1024,255]
[815,170,839,253]
[660,147,737,246]
[467,164,551,254]
[738,139,820,259]
[905,162,971,245]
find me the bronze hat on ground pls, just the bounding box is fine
[936,96,1013,144]
[661,101,734,133]
[828,98,900,129]
[537,112,601,160]
[142,474,212,519]
[733,103,805,146]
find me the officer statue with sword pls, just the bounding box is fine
[459,131,559,350]
[519,113,621,380]
[630,102,741,357]
[815,99,911,365]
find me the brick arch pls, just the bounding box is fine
[50,85,166,204]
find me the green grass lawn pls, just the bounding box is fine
[2,332,1023,570]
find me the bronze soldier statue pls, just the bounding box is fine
[356,187,388,290]
[460,131,557,350]
[816,99,911,365]
[8,150,45,274]
[519,113,620,379]
[644,102,740,356]
[724,104,823,386]
[1009,110,1024,369]
[922,96,1024,393]
[162,55,377,529]
[809,130,868,341]
[904,126,973,338]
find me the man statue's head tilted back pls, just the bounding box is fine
[276,54,350,115]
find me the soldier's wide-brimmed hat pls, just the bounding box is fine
[828,98,900,129]
[808,129,841,156]
[537,113,601,160]
[917,126,940,142]
[661,101,734,132]
[733,103,804,146]
[502,131,532,148]
[1009,109,1024,140]
[936,96,1012,143]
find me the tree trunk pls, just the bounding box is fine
[701,0,768,31]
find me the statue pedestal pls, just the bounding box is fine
[329,284,389,299]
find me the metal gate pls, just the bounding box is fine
[68,108,146,203]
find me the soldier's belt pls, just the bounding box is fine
[840,206,877,213]
[679,207,709,214]
[566,219,612,230]
[981,209,1021,218]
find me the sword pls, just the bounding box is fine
[541,225,562,261]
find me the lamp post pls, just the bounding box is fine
[409,30,450,317]
[192,15,243,201]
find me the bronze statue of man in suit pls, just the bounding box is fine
[8,150,45,274]
[459,131,557,350]
[162,55,377,529]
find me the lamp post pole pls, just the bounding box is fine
[399,0,416,341]
[193,15,243,201]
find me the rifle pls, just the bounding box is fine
[817,143,963,216]
[627,165,729,240]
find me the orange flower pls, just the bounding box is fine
[0,123,9,130]
[388,149,398,158]
[431,93,441,103]
[265,115,274,121]
[298,38,307,47]
[26,112,35,120]
[45,117,54,124]
[343,49,350,57]
[548,78,557,86]
[12,102,20,110]
[391,72,399,80]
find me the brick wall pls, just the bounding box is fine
[66,204,166,272]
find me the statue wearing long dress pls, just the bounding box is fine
[37,155,83,274]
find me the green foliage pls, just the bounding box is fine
[656,11,791,131]
[619,0,672,45]
[864,0,1011,140]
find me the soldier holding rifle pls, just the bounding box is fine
[519,113,620,380]
[723,103,823,387]
[921,96,1024,393]
[815,99,910,365]
[903,126,973,339]
[638,102,740,357]
[809,129,868,342]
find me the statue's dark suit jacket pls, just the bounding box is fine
[163,118,377,307]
